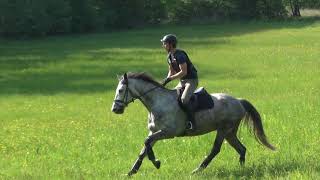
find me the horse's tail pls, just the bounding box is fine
[239,99,276,151]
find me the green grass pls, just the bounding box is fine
[1,19,320,179]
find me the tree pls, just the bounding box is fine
[0,0,291,37]
[289,0,302,16]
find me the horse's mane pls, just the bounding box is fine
[127,72,164,88]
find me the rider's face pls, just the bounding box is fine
[162,42,171,52]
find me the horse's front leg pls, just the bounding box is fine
[144,130,168,169]
[128,130,174,176]
[127,141,155,176]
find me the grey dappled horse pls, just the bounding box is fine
[111,72,275,176]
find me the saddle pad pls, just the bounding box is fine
[193,87,214,112]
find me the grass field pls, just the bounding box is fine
[1,19,320,179]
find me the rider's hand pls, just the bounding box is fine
[161,77,171,86]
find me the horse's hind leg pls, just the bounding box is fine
[192,130,226,174]
[226,132,246,165]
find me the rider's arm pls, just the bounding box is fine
[167,64,176,78]
[169,63,187,80]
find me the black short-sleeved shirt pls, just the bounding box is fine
[167,49,198,80]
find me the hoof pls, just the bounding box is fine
[240,157,245,166]
[153,159,161,169]
[127,170,137,176]
[192,166,204,174]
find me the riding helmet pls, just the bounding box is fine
[161,34,177,47]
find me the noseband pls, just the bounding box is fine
[114,81,135,107]
[114,79,160,107]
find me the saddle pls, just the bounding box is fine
[177,87,214,112]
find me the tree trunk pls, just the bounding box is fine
[292,4,301,16]
[290,1,301,17]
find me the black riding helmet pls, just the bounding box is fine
[161,34,177,48]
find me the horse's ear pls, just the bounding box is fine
[124,73,128,80]
[122,73,128,84]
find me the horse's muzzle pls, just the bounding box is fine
[111,102,125,114]
[112,108,124,114]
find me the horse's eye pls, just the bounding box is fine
[119,89,124,93]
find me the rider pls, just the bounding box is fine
[160,34,198,130]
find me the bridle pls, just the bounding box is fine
[113,78,160,107]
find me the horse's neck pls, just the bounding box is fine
[131,79,175,112]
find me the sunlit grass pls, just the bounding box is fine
[1,19,320,179]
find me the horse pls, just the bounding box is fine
[111,72,275,176]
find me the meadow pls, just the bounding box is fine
[1,19,320,179]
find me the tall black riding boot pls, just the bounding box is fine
[184,103,196,130]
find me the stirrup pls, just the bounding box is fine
[187,121,193,130]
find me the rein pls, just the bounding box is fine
[114,80,161,107]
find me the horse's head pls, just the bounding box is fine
[111,73,135,114]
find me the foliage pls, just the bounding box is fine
[0,0,72,36]
[283,0,320,8]
[165,0,287,23]
[255,0,287,19]
[283,0,320,16]
[2,0,318,37]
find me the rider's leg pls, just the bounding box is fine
[181,79,198,129]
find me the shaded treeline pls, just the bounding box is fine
[0,0,319,37]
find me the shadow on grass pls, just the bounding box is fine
[196,160,318,178]
[0,18,319,95]
[0,63,166,95]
